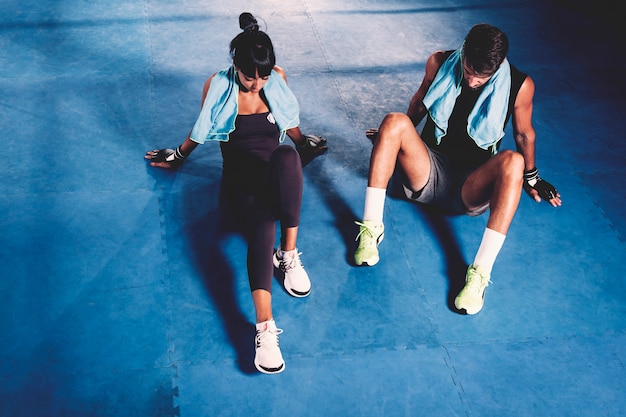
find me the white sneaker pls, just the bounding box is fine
[254,320,285,374]
[273,246,311,297]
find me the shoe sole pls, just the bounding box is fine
[355,256,379,266]
[285,286,311,298]
[254,360,285,374]
[454,292,486,315]
[456,306,482,315]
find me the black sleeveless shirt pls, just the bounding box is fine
[421,50,527,170]
[220,111,280,191]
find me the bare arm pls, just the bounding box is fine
[511,76,537,171]
[366,51,445,141]
[406,51,447,126]
[271,67,307,146]
[269,66,305,146]
[512,76,561,207]
[275,66,328,162]
[144,73,218,168]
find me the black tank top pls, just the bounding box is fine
[220,112,280,190]
[421,51,527,170]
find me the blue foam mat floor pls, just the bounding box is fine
[1,1,625,416]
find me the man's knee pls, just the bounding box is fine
[380,112,412,129]
[497,150,525,180]
[377,112,414,142]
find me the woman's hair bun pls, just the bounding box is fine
[239,12,258,33]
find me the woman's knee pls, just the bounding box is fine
[268,145,302,185]
[270,144,300,167]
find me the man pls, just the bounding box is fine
[354,23,561,314]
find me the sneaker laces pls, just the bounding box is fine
[466,268,492,294]
[256,326,283,349]
[354,221,375,244]
[279,250,304,272]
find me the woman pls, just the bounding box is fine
[145,12,327,374]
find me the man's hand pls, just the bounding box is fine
[523,168,561,207]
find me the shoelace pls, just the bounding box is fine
[256,327,283,349]
[279,252,304,272]
[466,270,492,293]
[354,221,375,243]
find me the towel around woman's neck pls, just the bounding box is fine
[190,66,300,143]
[422,48,511,151]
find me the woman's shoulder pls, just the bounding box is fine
[202,72,218,98]
[272,66,288,83]
[202,69,233,103]
[204,67,235,89]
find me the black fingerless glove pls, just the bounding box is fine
[296,134,327,150]
[524,168,558,201]
[150,146,188,166]
[296,134,328,167]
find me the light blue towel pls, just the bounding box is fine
[422,49,511,151]
[190,66,300,143]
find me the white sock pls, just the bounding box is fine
[473,228,506,274]
[363,187,386,223]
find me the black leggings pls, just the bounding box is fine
[219,145,303,292]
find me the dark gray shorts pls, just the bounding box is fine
[400,147,489,216]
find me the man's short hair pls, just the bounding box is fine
[462,24,509,76]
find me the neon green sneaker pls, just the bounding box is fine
[454,264,492,315]
[354,220,384,266]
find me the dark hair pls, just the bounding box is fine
[462,23,509,76]
[229,13,275,78]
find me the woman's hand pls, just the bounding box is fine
[365,128,379,143]
[297,135,328,166]
[145,148,185,169]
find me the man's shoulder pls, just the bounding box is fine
[427,50,455,74]
[431,50,454,62]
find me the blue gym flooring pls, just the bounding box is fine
[1,1,625,416]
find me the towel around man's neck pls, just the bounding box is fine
[190,66,300,143]
[422,48,511,151]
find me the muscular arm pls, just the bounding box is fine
[512,76,561,206]
[365,51,444,141]
[406,51,446,126]
[511,76,536,171]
